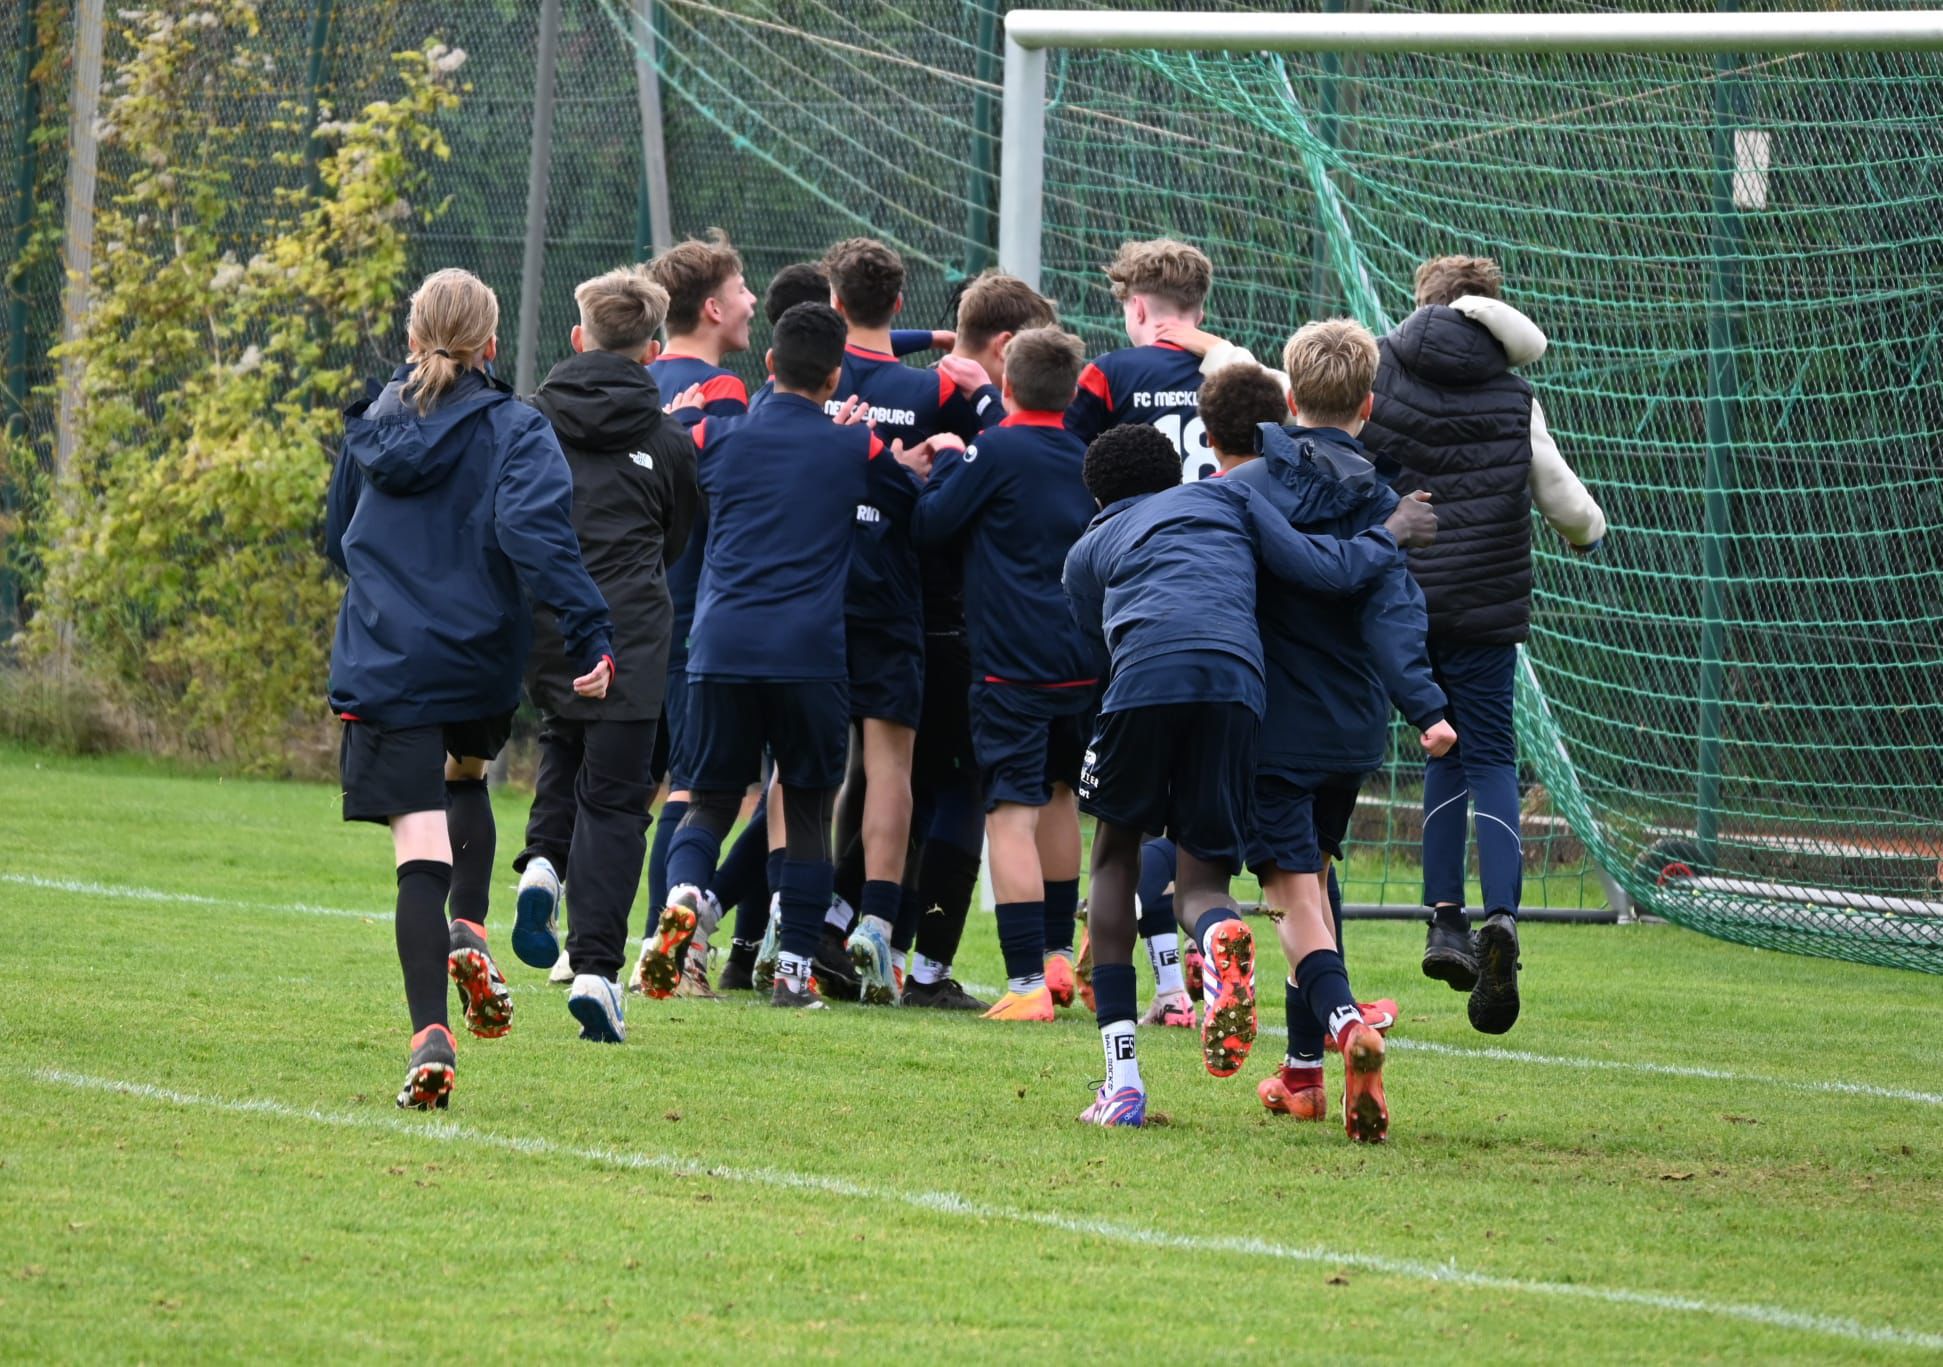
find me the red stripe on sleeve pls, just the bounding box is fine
[1077,362,1111,407]
[700,374,748,408]
[691,420,708,449]
[937,369,954,406]
[867,432,885,461]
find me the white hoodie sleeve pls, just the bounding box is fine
[1451,294,1547,367]
[1526,398,1606,546]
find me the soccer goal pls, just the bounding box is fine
[997,8,1943,973]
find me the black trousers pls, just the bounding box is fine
[518,716,659,981]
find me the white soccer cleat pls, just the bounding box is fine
[567,973,626,1043]
[512,857,563,970]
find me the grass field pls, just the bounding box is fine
[2,745,1940,1361]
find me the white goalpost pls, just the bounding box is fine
[996,8,1943,289]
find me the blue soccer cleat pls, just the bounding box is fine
[846,918,898,1006]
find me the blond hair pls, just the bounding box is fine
[404,268,499,416]
[1103,238,1212,313]
[576,265,670,354]
[1282,318,1379,428]
[1414,254,1503,307]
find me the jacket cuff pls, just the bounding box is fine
[1409,707,1446,732]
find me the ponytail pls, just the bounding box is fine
[402,269,500,416]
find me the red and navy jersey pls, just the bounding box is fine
[648,355,749,673]
[686,393,911,682]
[909,410,1098,686]
[1064,341,1219,483]
[831,344,993,642]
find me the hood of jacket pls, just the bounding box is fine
[532,349,669,453]
[1386,304,1512,388]
[346,366,502,496]
[1251,422,1391,525]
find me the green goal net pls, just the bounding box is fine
[601,0,1943,972]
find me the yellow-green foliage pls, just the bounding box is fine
[36,2,462,771]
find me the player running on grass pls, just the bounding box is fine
[1221,322,1452,1141]
[326,268,614,1109]
[1062,424,1431,1128]
[510,267,698,1043]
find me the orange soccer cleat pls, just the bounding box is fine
[1043,953,1077,1008]
[1339,1021,1390,1143]
[1199,919,1258,1078]
[982,986,1056,1022]
[635,890,700,999]
[1258,1067,1327,1121]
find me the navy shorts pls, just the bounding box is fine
[969,682,1096,810]
[687,678,849,793]
[659,665,693,791]
[339,712,514,825]
[913,631,977,795]
[1078,702,1258,874]
[846,618,924,730]
[1246,770,1367,876]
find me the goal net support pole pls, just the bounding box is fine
[998,9,1943,291]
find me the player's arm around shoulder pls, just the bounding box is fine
[909,427,995,546]
[652,419,702,564]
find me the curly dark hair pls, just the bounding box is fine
[763,262,829,326]
[771,303,848,392]
[1197,364,1287,458]
[1083,423,1182,507]
[822,237,905,329]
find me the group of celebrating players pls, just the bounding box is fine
[325,230,1607,1140]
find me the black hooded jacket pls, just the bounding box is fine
[527,349,699,721]
[1363,305,1536,647]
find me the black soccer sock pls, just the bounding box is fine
[1286,976,1325,1063]
[444,779,494,926]
[833,829,867,914]
[396,860,453,1033]
[891,884,922,955]
[1296,948,1361,1052]
[1092,961,1137,1028]
[994,901,1047,989]
[859,877,902,934]
[911,840,980,969]
[1043,877,1080,955]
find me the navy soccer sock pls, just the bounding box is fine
[444,779,494,926]
[891,884,922,955]
[395,860,453,1033]
[1043,877,1079,956]
[648,798,687,913]
[777,858,835,959]
[713,802,769,918]
[859,878,902,936]
[994,901,1047,992]
[665,823,723,902]
[1192,905,1242,957]
[1136,838,1176,939]
[1295,948,1362,1052]
[1327,864,1345,953]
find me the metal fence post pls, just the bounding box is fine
[514,0,564,397]
[632,0,674,260]
[54,0,106,498]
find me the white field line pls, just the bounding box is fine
[23,1066,1943,1354]
[11,873,1939,1109]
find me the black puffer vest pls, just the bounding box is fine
[1363,305,1535,646]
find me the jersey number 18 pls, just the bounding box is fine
[1152,412,1217,483]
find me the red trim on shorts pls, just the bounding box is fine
[982,675,1098,688]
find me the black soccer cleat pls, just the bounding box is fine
[812,926,863,1003]
[901,976,991,1011]
[1421,912,1478,992]
[771,978,828,1011]
[1468,912,1522,1035]
[717,947,757,992]
[396,1024,456,1110]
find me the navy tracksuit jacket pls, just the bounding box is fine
[1225,423,1446,777]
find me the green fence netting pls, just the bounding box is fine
[7,0,1939,969]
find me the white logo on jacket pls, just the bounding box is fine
[628,451,654,470]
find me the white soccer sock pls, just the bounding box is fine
[778,950,813,992]
[1007,971,1047,996]
[911,952,949,985]
[1327,1002,1362,1044]
[1147,933,1185,996]
[1101,1020,1142,1094]
[824,897,854,931]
